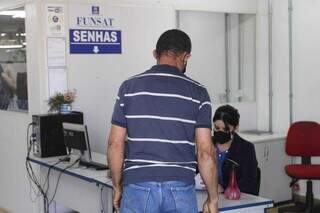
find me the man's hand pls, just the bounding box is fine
[113,186,123,212]
[196,128,219,212]
[203,198,218,213]
[107,125,127,212]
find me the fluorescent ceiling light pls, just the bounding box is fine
[0,10,25,18]
[0,45,23,49]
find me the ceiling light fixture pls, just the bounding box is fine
[0,45,23,49]
[0,10,25,18]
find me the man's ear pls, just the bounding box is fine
[185,53,191,60]
[153,49,159,60]
[183,53,191,64]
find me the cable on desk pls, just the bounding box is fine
[48,157,80,205]
[100,186,106,213]
[43,155,71,198]
[43,159,65,197]
[25,122,74,213]
[25,122,50,213]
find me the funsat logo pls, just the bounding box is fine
[75,5,114,29]
[92,6,99,15]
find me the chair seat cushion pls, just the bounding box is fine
[285,164,320,179]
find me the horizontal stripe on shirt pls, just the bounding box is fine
[124,92,200,104]
[127,137,195,146]
[129,73,204,88]
[123,164,196,172]
[125,159,197,164]
[125,115,196,124]
[199,101,212,110]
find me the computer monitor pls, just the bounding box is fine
[62,123,107,170]
[62,123,92,162]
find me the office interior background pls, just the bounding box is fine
[0,0,319,212]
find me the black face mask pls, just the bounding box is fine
[213,131,232,144]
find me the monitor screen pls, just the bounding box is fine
[63,123,89,153]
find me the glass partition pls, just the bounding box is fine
[0,7,27,112]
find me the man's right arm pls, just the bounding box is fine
[196,128,219,213]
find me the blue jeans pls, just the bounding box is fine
[120,181,198,213]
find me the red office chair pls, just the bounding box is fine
[279,121,320,213]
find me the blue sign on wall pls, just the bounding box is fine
[69,29,122,54]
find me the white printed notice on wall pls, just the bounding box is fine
[48,69,68,97]
[46,4,66,36]
[47,37,66,68]
[69,4,122,54]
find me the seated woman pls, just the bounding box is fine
[213,105,259,195]
[196,105,259,195]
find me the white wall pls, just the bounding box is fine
[291,0,320,123]
[173,0,257,14]
[290,0,320,199]
[256,0,290,133]
[271,0,290,133]
[0,112,38,212]
[178,11,226,104]
[227,14,256,103]
[239,14,256,102]
[256,0,270,131]
[66,2,175,153]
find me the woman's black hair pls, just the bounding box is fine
[213,105,240,129]
[155,29,191,56]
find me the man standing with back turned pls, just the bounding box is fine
[107,29,218,213]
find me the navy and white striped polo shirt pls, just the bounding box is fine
[111,64,212,185]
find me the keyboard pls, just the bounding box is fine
[79,159,108,170]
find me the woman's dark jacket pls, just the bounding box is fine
[215,133,259,195]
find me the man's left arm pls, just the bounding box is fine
[107,124,127,211]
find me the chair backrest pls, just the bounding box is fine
[286,121,320,157]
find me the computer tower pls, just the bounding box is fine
[32,112,83,158]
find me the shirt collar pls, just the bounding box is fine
[149,64,184,76]
[216,145,229,155]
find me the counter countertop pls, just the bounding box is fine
[238,132,286,144]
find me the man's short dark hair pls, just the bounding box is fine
[156,29,191,56]
[213,105,240,128]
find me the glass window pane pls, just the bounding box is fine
[0,7,28,112]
